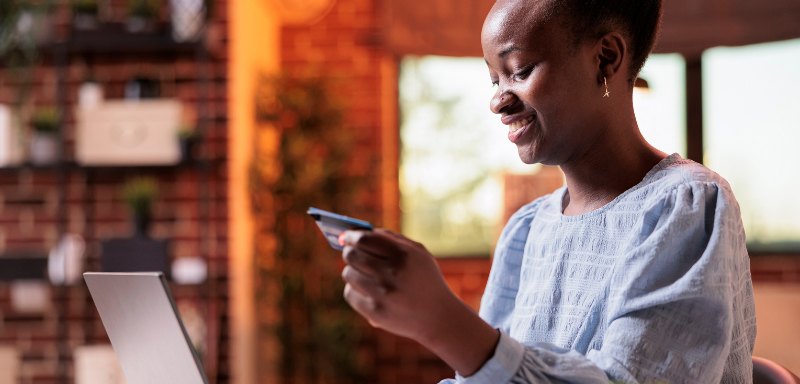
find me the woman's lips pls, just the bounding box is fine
[506,115,535,143]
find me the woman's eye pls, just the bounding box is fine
[513,67,534,81]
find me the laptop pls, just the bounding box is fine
[84,272,209,384]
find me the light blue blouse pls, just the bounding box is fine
[439,154,757,384]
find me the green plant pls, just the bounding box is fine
[0,0,16,28]
[72,0,98,15]
[30,106,60,133]
[128,0,159,18]
[122,177,158,217]
[177,124,197,140]
[1,0,47,111]
[251,73,368,382]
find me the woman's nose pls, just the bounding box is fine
[490,88,514,115]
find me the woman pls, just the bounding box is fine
[340,0,756,382]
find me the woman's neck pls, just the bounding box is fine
[559,120,668,216]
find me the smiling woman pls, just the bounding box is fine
[341,1,757,383]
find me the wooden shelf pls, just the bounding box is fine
[0,159,220,172]
[0,253,49,281]
[748,242,800,255]
[0,17,223,382]
[43,23,199,56]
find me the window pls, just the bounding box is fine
[399,56,526,256]
[704,38,800,252]
[634,54,686,157]
[399,54,686,256]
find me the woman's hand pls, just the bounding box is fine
[341,229,500,376]
[341,229,454,340]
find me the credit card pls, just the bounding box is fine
[307,207,374,250]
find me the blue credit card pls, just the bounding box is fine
[307,207,374,250]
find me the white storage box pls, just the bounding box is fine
[0,346,20,384]
[0,105,23,167]
[76,100,183,166]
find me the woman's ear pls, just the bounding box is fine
[597,32,628,83]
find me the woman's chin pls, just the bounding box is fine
[517,149,540,165]
[515,140,542,165]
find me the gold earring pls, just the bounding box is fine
[603,77,610,98]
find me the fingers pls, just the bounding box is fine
[342,230,404,259]
[342,284,383,329]
[342,230,410,273]
[378,228,408,241]
[342,265,389,296]
[343,244,395,279]
[342,266,390,320]
[379,229,427,252]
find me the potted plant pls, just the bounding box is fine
[122,177,158,237]
[177,124,197,163]
[29,106,60,165]
[13,1,54,45]
[72,0,99,30]
[126,0,159,33]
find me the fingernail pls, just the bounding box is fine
[338,232,346,246]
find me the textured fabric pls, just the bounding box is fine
[439,154,757,384]
[453,331,526,384]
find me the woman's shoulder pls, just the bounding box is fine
[624,155,746,250]
[634,154,736,205]
[611,154,744,243]
[650,154,732,191]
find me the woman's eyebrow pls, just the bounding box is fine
[498,46,522,58]
[485,45,523,66]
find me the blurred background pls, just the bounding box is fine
[0,0,798,383]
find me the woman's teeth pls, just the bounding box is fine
[508,116,533,133]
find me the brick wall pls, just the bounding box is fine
[0,0,231,382]
[280,0,385,224]
[279,1,496,381]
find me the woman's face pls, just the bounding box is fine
[481,2,606,165]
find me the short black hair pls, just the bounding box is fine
[552,0,663,83]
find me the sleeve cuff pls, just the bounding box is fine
[456,330,525,384]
